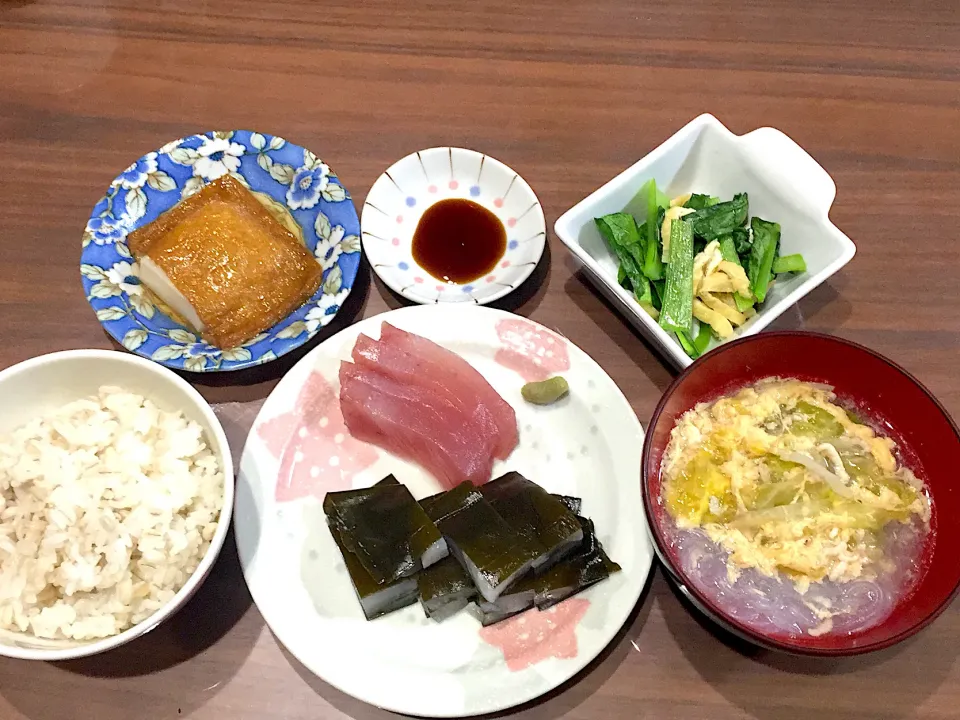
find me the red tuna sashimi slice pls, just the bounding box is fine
[351,333,506,460]
[378,323,519,459]
[339,362,496,489]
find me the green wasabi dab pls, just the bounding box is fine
[521,376,570,405]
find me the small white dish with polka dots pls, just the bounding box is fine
[234,303,652,717]
[361,147,546,305]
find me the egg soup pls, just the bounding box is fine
[660,379,932,638]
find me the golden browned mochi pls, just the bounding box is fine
[127,174,323,349]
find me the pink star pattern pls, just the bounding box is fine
[494,318,571,382]
[479,598,590,672]
[257,372,379,502]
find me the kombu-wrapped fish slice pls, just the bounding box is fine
[424,481,543,603]
[481,516,622,617]
[477,603,528,627]
[481,472,584,572]
[328,523,418,620]
[417,555,477,622]
[476,574,537,618]
[418,490,477,621]
[323,475,447,584]
[553,494,582,515]
[533,516,621,610]
[475,555,540,617]
[324,479,448,583]
[418,488,446,519]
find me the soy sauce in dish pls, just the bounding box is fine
[412,199,506,284]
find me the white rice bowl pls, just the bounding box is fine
[0,385,225,644]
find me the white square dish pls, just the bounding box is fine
[554,114,856,369]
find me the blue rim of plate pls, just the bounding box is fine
[79,130,361,372]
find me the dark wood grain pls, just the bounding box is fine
[1,0,958,717]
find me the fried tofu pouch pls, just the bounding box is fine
[127,174,323,349]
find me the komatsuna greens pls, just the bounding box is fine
[595,181,806,359]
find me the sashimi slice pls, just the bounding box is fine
[352,333,505,458]
[378,323,519,459]
[339,362,496,489]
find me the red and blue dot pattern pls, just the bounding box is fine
[361,147,546,305]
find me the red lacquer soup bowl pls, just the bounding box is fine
[642,332,960,655]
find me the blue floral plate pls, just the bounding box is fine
[80,130,361,372]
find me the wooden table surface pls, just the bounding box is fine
[1,0,959,718]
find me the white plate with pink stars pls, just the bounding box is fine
[234,304,652,717]
[361,147,546,305]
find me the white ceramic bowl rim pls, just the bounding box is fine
[0,349,235,661]
[361,146,547,306]
[553,113,856,370]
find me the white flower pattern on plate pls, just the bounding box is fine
[305,288,350,333]
[81,131,360,372]
[85,216,126,246]
[158,138,184,155]
[287,165,331,210]
[87,261,154,317]
[316,225,345,271]
[193,137,246,181]
[116,152,158,190]
[104,261,141,296]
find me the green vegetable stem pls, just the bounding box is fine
[718,235,756,312]
[677,322,712,360]
[693,322,712,354]
[773,254,807,275]
[641,180,663,281]
[747,217,781,303]
[658,218,694,334]
[651,279,665,312]
[675,330,698,358]
[633,276,657,317]
[626,177,670,218]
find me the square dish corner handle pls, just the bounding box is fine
[738,127,837,216]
